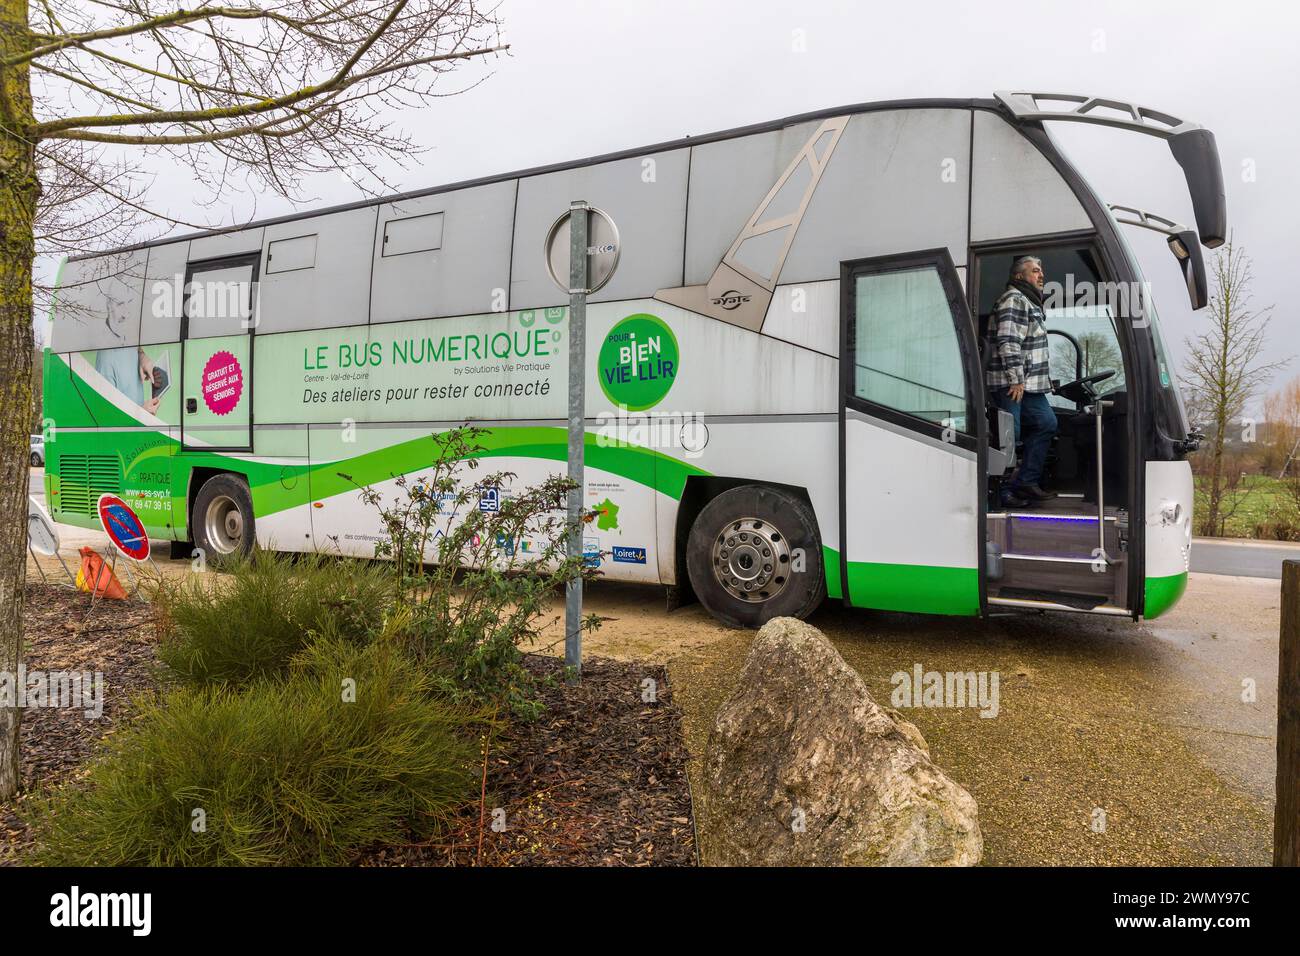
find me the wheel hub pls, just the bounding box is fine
[711,516,792,602]
[205,494,244,554]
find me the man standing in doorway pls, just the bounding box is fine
[988,255,1057,508]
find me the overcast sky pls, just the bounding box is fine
[45,0,1300,411]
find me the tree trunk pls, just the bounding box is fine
[1204,422,1225,536]
[0,0,39,800]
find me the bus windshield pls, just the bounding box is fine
[1108,216,1192,436]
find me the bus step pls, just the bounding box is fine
[988,510,1124,561]
[987,595,1131,616]
[994,587,1108,609]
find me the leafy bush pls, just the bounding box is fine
[26,635,484,866]
[351,426,601,717]
[155,548,394,688]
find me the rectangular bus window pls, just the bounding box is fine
[382,211,444,257]
[852,265,968,430]
[185,263,255,338]
[266,234,318,274]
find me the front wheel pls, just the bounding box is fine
[686,484,825,629]
[192,474,255,564]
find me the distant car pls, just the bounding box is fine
[30,434,44,468]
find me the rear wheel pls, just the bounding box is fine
[686,484,824,629]
[193,474,255,563]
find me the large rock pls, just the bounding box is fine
[703,617,982,866]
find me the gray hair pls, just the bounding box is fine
[1009,255,1042,281]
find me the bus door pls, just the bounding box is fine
[839,249,985,616]
[181,253,258,451]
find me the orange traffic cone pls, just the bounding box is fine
[75,547,128,600]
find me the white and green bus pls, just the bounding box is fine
[45,91,1222,627]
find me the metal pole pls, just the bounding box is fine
[28,542,48,585]
[565,200,589,680]
[1277,560,1300,865]
[54,550,76,588]
[1092,399,1113,564]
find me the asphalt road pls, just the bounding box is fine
[1191,536,1300,579]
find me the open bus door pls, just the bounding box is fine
[838,249,986,616]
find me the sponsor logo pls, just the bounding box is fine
[597,313,679,412]
[479,487,500,512]
[711,290,751,310]
[583,536,601,568]
[611,546,647,564]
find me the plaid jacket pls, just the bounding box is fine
[986,286,1052,393]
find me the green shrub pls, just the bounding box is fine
[25,636,484,866]
[156,549,394,688]
[351,427,601,717]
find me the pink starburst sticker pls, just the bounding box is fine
[201,350,243,416]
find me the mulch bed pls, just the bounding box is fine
[1,584,160,863]
[3,585,696,867]
[364,655,697,867]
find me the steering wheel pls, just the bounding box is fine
[1053,369,1116,406]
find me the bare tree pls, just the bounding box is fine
[0,0,505,799]
[1263,376,1300,478]
[1181,237,1287,537]
[1051,331,1123,387]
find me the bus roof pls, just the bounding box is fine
[69,97,1001,262]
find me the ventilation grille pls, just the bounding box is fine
[57,455,122,515]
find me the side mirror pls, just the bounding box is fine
[1108,205,1210,312]
[1168,127,1227,249]
[1167,228,1209,311]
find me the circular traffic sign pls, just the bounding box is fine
[544,203,620,295]
[97,494,150,562]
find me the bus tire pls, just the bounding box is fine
[686,484,824,629]
[192,474,255,564]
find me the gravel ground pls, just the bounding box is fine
[366,654,695,866]
[666,601,1273,866]
[526,578,1275,865]
[1,584,160,864]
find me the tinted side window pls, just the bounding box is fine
[852,265,968,430]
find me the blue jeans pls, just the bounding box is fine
[993,388,1057,493]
